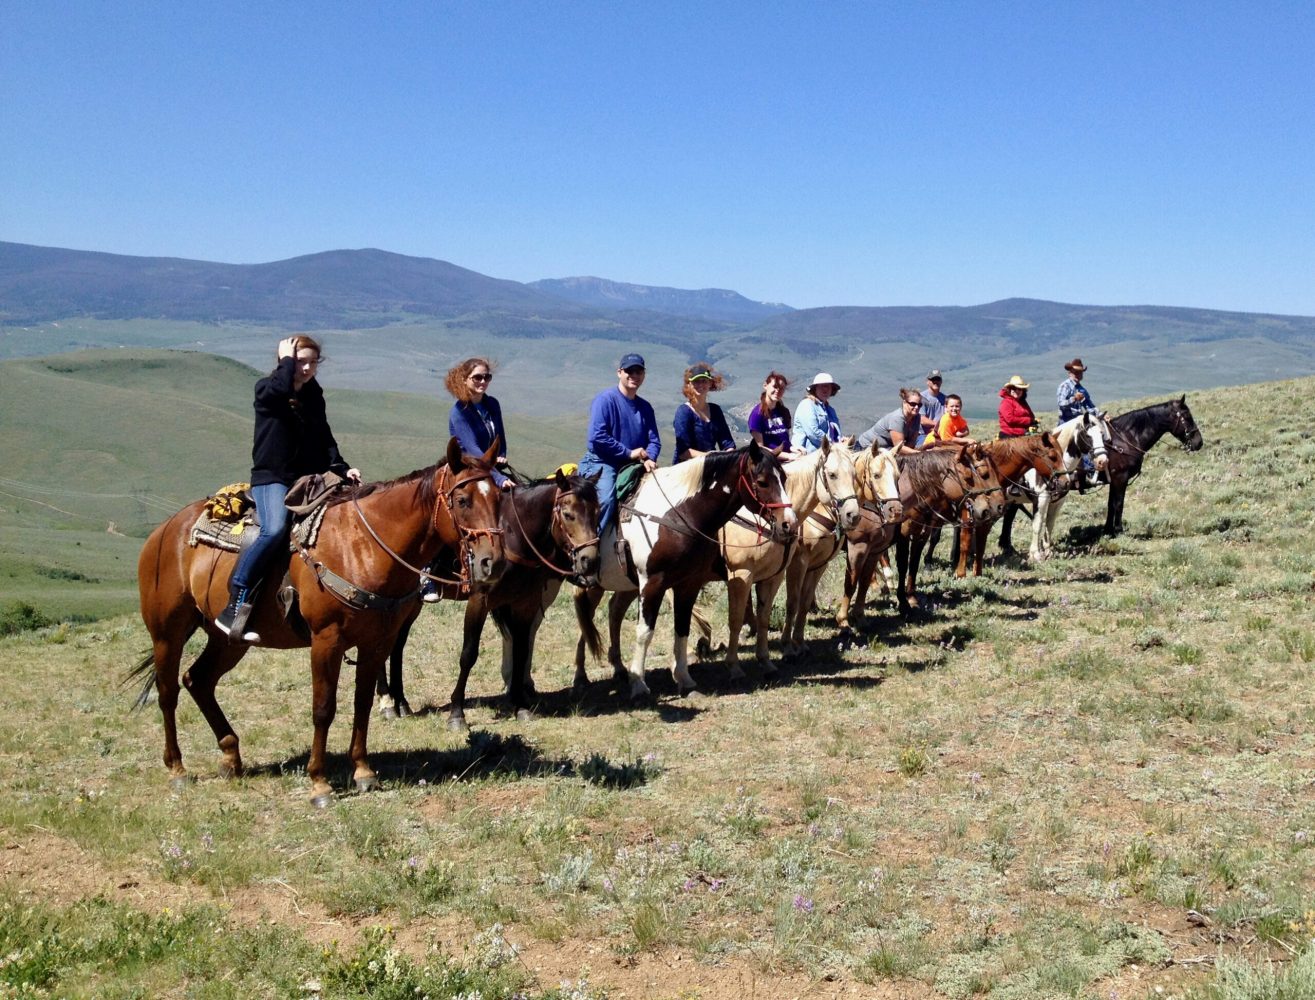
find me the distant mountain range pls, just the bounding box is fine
[3,240,1314,415]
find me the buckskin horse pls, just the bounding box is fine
[572,442,794,700]
[837,444,904,639]
[712,438,860,680]
[893,444,1005,614]
[130,437,505,807]
[375,471,603,730]
[1104,396,1204,535]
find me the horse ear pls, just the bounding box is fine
[445,436,463,470]
[481,436,501,468]
[1178,394,1186,405]
[554,469,569,490]
[586,470,602,484]
[747,438,763,462]
[819,436,830,457]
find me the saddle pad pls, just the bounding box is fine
[614,461,645,506]
[289,504,329,551]
[187,510,255,553]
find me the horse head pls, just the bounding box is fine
[1170,396,1204,452]
[959,443,1006,521]
[816,437,862,534]
[440,436,507,589]
[738,439,795,543]
[553,469,602,586]
[861,443,904,523]
[1031,430,1067,480]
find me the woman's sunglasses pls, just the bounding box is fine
[470,373,492,383]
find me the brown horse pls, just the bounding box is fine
[131,437,505,807]
[376,471,602,729]
[952,433,1065,577]
[893,444,1005,614]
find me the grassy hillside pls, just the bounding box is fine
[0,373,1311,997]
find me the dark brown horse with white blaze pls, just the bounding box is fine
[573,442,795,700]
[894,444,1005,615]
[1104,396,1204,535]
[131,438,505,807]
[375,471,602,730]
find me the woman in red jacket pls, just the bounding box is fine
[997,375,1037,439]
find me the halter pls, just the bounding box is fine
[507,481,600,583]
[857,451,903,524]
[428,464,505,590]
[813,450,858,530]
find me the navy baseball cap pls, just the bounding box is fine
[619,353,646,370]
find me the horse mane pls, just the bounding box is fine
[1111,400,1171,434]
[984,436,1033,461]
[328,462,443,508]
[899,449,963,496]
[782,448,825,507]
[855,447,896,498]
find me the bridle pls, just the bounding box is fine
[814,449,858,530]
[857,451,902,524]
[508,481,600,584]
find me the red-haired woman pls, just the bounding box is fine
[748,371,804,459]
[446,357,510,489]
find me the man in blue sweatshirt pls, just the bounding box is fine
[579,352,661,534]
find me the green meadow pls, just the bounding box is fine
[1,355,1313,998]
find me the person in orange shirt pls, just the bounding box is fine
[922,394,976,449]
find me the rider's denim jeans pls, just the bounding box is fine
[231,482,290,591]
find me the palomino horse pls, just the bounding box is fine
[715,438,860,678]
[376,472,602,729]
[837,445,904,638]
[1104,396,1203,535]
[131,438,505,807]
[893,444,1005,614]
[572,443,794,700]
[1025,412,1110,561]
[951,433,1066,577]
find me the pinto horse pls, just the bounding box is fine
[572,442,794,700]
[1104,396,1204,535]
[893,444,1005,614]
[713,438,860,678]
[837,445,904,637]
[376,471,602,730]
[951,433,1066,577]
[1023,412,1110,562]
[131,438,505,807]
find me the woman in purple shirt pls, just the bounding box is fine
[747,371,803,460]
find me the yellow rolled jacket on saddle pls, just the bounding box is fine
[206,483,252,522]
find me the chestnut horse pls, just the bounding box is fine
[837,445,904,638]
[375,471,602,729]
[572,443,794,700]
[131,438,505,806]
[1104,396,1203,535]
[893,444,1005,614]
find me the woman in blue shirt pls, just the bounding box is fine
[673,362,735,463]
[791,372,843,452]
[446,357,511,489]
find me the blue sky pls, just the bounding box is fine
[3,2,1313,313]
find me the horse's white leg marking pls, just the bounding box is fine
[672,632,695,691]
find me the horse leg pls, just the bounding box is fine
[895,533,912,615]
[741,591,757,637]
[448,595,488,732]
[1105,481,1126,535]
[905,533,927,612]
[345,639,390,796]
[307,637,346,807]
[625,578,663,701]
[724,575,750,681]
[145,616,201,787]
[954,519,970,579]
[973,521,989,576]
[924,527,940,566]
[782,551,806,658]
[379,608,418,719]
[608,591,638,687]
[671,584,701,696]
[572,585,605,690]
[999,503,1018,555]
[755,575,785,675]
[180,635,252,780]
[1030,494,1049,561]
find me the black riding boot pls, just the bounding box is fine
[216,583,261,643]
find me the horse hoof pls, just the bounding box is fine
[310,793,334,809]
[355,774,380,794]
[515,708,534,723]
[379,705,398,721]
[447,715,469,733]
[217,762,241,780]
[169,774,192,792]
[395,700,412,719]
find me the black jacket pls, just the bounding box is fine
[249,358,350,487]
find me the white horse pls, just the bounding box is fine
[1027,412,1110,561]
[573,444,794,700]
[715,438,861,679]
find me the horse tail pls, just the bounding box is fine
[573,587,604,662]
[690,605,713,642]
[124,650,158,710]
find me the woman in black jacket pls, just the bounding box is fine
[218,335,360,641]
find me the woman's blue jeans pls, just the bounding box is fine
[231,482,290,591]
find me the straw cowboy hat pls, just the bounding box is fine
[1004,375,1030,390]
[1064,358,1087,374]
[808,372,841,393]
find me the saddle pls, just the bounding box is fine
[187,474,335,554]
[614,461,645,525]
